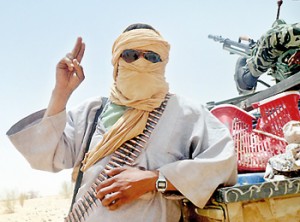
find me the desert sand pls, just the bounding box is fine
[0,195,72,222]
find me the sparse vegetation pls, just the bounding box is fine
[27,190,39,199]
[60,181,73,199]
[4,190,16,214]
[0,195,72,221]
[2,189,39,214]
[18,192,27,207]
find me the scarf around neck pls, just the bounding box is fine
[81,28,170,171]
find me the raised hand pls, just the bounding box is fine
[55,37,85,95]
[44,37,85,117]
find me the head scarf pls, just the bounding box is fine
[81,28,170,171]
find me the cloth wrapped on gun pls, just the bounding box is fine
[265,120,300,179]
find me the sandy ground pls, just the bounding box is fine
[0,195,72,222]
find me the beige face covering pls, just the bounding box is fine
[81,28,170,171]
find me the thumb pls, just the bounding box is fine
[73,59,85,81]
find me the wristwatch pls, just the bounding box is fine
[156,171,167,192]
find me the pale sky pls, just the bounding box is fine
[0,0,299,198]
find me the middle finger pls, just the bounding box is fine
[70,37,83,60]
[76,42,85,63]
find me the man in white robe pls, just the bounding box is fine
[7,23,237,222]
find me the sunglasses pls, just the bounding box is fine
[120,49,162,63]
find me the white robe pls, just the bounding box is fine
[7,94,237,222]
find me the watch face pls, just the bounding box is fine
[156,172,167,192]
[157,180,167,189]
[156,179,167,192]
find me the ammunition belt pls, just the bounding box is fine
[65,93,171,222]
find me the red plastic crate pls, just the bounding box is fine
[253,91,300,138]
[211,91,300,172]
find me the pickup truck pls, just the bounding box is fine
[184,71,300,222]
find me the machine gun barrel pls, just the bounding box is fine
[208,34,254,58]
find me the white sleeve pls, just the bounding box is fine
[6,109,72,172]
[159,106,237,208]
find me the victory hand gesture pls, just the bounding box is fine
[44,37,85,117]
[55,37,85,95]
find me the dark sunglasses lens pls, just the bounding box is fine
[121,49,139,63]
[144,52,162,63]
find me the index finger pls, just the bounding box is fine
[106,167,126,177]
